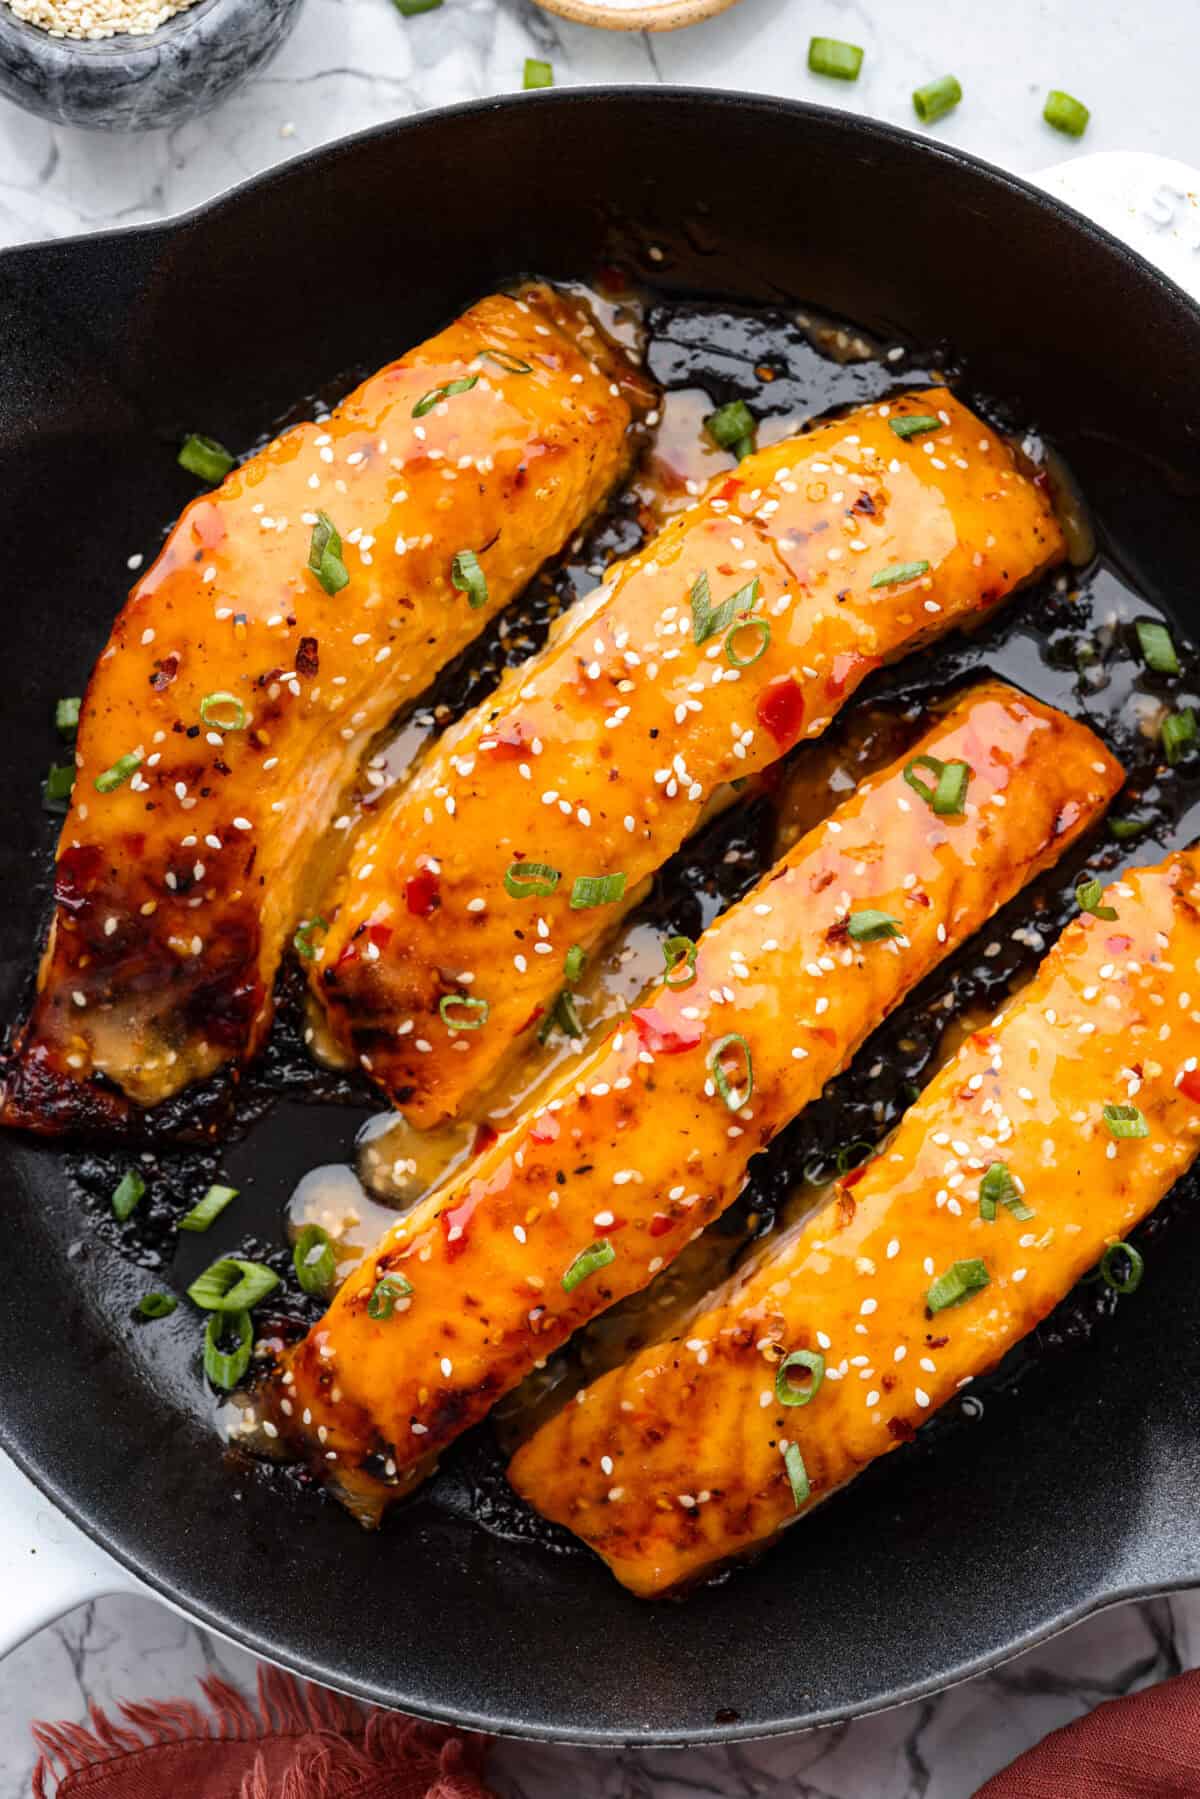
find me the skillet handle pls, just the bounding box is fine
[1034,151,1200,307]
[0,1449,138,1657]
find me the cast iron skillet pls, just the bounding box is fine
[3,90,1200,1747]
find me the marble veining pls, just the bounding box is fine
[2,0,1200,1793]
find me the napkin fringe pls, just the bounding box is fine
[32,1664,490,1798]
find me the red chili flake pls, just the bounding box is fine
[1105,934,1133,953]
[630,1006,703,1055]
[472,1121,499,1156]
[841,1164,868,1190]
[367,922,392,951]
[649,1213,675,1237]
[1180,1071,1200,1105]
[149,653,180,693]
[756,676,806,746]
[296,636,319,678]
[518,1004,546,1035]
[598,1216,627,1233]
[529,1113,561,1145]
[404,869,440,917]
[824,652,880,699]
[479,719,530,759]
[970,1031,997,1053]
[440,1184,485,1259]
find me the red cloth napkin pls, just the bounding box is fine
[32,1666,496,1799]
[975,1668,1200,1797]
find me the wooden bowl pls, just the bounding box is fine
[531,0,743,31]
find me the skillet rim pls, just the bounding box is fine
[4,84,1200,1747]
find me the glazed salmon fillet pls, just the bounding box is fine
[0,287,648,1133]
[277,683,1121,1520]
[310,389,1066,1128]
[508,851,1200,1598]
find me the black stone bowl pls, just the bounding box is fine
[0,0,303,131]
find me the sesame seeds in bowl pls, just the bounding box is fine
[0,0,303,129]
[6,0,201,40]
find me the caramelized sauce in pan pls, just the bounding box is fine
[53,286,1200,1560]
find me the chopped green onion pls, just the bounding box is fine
[451,548,488,610]
[412,375,479,418]
[56,696,81,740]
[367,1272,413,1319]
[504,861,560,898]
[111,1169,146,1222]
[135,1292,177,1321]
[1108,814,1148,841]
[725,616,771,668]
[663,934,698,987]
[539,988,583,1044]
[308,512,349,596]
[178,434,235,484]
[43,764,74,814]
[392,0,443,13]
[782,1441,810,1508]
[188,1257,279,1312]
[523,57,553,88]
[199,691,247,732]
[179,1184,238,1233]
[293,1224,337,1297]
[871,560,931,588]
[95,750,142,794]
[912,74,962,124]
[691,571,759,646]
[888,413,940,440]
[293,916,329,960]
[439,992,489,1031]
[978,1161,1033,1222]
[709,1032,753,1111]
[1102,1102,1149,1140]
[704,400,756,456]
[847,908,902,943]
[479,347,534,375]
[1136,620,1179,675]
[1044,89,1090,137]
[1099,1241,1144,1294]
[562,1239,616,1293]
[834,1139,874,1177]
[903,753,971,815]
[570,872,627,910]
[563,945,587,984]
[807,35,863,80]
[927,1257,990,1313]
[1075,877,1117,921]
[203,1309,253,1389]
[775,1348,825,1408]
[1162,707,1196,765]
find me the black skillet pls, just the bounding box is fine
[3,90,1200,1747]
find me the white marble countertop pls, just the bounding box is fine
[2,1,1200,1794]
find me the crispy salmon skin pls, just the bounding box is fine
[311,390,1066,1127]
[1,287,649,1134]
[275,682,1120,1521]
[509,850,1200,1597]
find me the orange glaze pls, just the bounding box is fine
[276,682,1121,1520]
[0,288,649,1133]
[508,850,1200,1598]
[310,389,1066,1129]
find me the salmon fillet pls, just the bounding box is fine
[509,852,1200,1596]
[310,389,1066,1128]
[276,681,1120,1521]
[1,287,648,1133]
